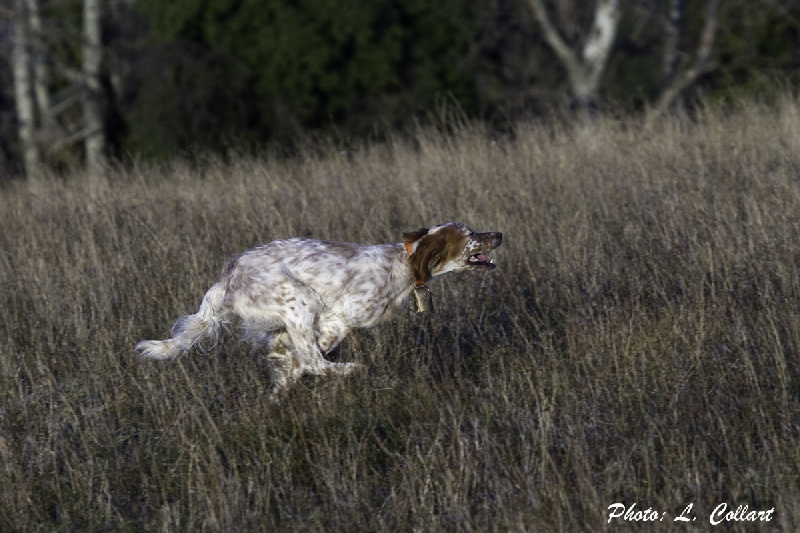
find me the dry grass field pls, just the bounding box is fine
[1,98,799,531]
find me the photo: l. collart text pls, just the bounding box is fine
[608,502,775,525]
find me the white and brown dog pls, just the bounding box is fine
[136,222,502,399]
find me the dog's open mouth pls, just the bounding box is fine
[467,253,496,270]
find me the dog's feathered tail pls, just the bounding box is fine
[136,282,227,360]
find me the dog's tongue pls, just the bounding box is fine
[475,254,490,262]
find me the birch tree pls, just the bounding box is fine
[26,0,50,118]
[83,0,105,177]
[11,0,41,182]
[527,0,621,111]
[651,0,721,117]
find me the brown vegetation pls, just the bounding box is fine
[1,98,799,530]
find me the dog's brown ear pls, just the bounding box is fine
[408,232,447,284]
[402,228,429,246]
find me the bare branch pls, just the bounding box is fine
[44,124,102,156]
[527,0,580,74]
[651,0,720,117]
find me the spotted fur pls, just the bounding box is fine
[135,222,502,400]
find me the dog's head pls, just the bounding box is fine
[402,222,503,284]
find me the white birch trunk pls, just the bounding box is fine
[11,0,41,182]
[26,0,50,118]
[83,0,105,177]
[528,0,620,110]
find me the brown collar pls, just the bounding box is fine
[404,241,426,287]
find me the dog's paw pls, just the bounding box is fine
[320,361,364,376]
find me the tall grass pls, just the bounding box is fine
[1,98,799,531]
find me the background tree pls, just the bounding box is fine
[82,0,105,177]
[2,0,800,176]
[526,0,621,111]
[709,0,800,100]
[651,0,721,117]
[26,0,50,130]
[11,0,41,183]
[6,0,112,182]
[130,0,490,156]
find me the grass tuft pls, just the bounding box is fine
[1,99,799,530]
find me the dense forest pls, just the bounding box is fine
[3,0,800,181]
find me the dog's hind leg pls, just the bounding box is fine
[314,311,363,376]
[267,352,294,403]
[266,332,359,404]
[285,319,358,380]
[236,276,358,388]
[262,332,297,403]
[276,285,361,380]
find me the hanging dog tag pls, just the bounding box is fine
[413,285,434,314]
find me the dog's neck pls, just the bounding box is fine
[400,242,433,313]
[404,241,428,288]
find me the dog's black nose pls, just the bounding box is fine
[494,232,503,245]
